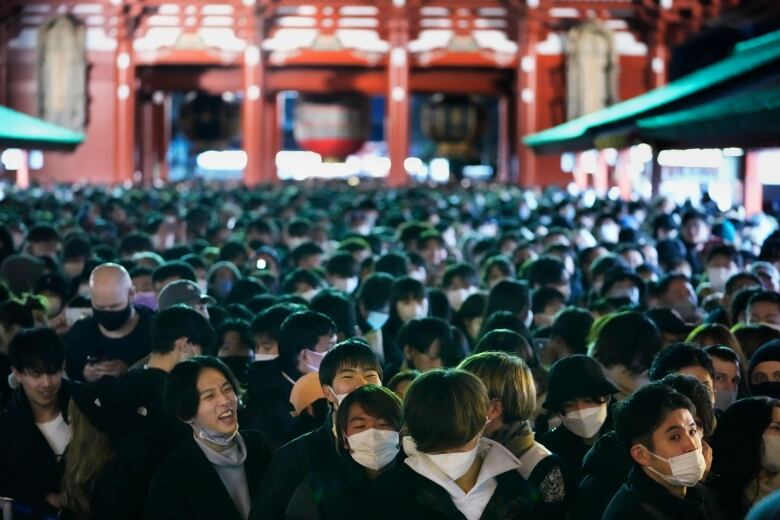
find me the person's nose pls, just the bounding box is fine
[683,432,699,453]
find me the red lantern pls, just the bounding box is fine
[294,94,370,160]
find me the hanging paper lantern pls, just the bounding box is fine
[421,94,482,158]
[179,93,240,150]
[294,94,370,160]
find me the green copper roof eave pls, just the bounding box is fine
[638,83,780,131]
[0,105,85,148]
[523,27,780,150]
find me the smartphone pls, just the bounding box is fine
[65,307,93,327]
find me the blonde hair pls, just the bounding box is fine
[60,400,114,519]
[458,351,536,423]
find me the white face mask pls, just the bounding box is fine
[299,288,320,302]
[197,278,209,293]
[762,434,780,473]
[713,389,737,412]
[562,404,607,439]
[326,385,348,405]
[397,301,428,322]
[347,428,400,471]
[426,441,480,481]
[334,276,359,294]
[524,310,534,329]
[641,445,706,487]
[446,288,476,312]
[608,286,640,304]
[366,311,390,331]
[255,353,278,362]
[706,266,734,292]
[409,269,427,283]
[303,349,327,372]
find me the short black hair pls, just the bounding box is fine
[0,299,35,329]
[151,305,216,355]
[281,268,323,294]
[250,303,305,339]
[550,307,594,355]
[649,342,715,382]
[291,242,324,267]
[311,290,357,339]
[658,374,717,438]
[398,317,450,354]
[732,287,762,322]
[526,256,567,287]
[705,244,741,267]
[654,273,691,298]
[225,277,267,305]
[592,311,662,374]
[118,232,153,257]
[216,319,253,353]
[356,272,394,312]
[748,290,780,312]
[164,356,241,422]
[531,287,566,315]
[152,261,197,285]
[27,224,59,243]
[442,263,479,289]
[724,272,761,296]
[374,252,411,278]
[278,311,336,371]
[325,252,358,278]
[614,382,696,454]
[9,327,65,374]
[474,328,536,368]
[483,279,530,318]
[319,338,382,387]
[63,233,92,260]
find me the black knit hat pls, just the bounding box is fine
[749,340,780,380]
[543,354,619,412]
[69,376,140,442]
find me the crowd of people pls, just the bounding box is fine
[0,180,779,519]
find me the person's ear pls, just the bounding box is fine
[403,345,412,360]
[630,444,651,467]
[173,337,190,355]
[487,398,503,422]
[321,384,337,406]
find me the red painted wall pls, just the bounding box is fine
[7,47,117,185]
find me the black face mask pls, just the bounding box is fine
[752,382,780,399]
[93,304,132,332]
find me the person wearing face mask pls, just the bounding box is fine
[207,261,242,303]
[365,369,543,519]
[749,341,780,399]
[325,252,360,295]
[441,263,480,313]
[146,356,273,520]
[709,397,780,519]
[705,345,746,413]
[379,277,428,364]
[243,303,306,447]
[281,268,326,303]
[216,320,254,385]
[250,339,382,520]
[600,271,646,307]
[704,246,741,294]
[64,263,155,383]
[454,293,487,348]
[603,383,722,520]
[459,352,568,518]
[578,374,718,520]
[480,279,533,337]
[539,355,618,495]
[531,287,566,330]
[88,305,216,520]
[286,385,402,519]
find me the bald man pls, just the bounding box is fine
[64,263,155,382]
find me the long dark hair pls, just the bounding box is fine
[709,396,780,518]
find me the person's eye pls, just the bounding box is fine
[670,435,680,441]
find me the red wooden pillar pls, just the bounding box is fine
[261,93,278,184]
[386,8,410,188]
[114,12,136,185]
[497,94,510,183]
[152,93,170,183]
[516,16,540,187]
[616,149,632,201]
[242,8,265,186]
[140,98,154,186]
[594,150,609,195]
[649,19,669,89]
[744,150,763,217]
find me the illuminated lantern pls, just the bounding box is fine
[179,93,240,152]
[421,94,482,159]
[294,94,370,160]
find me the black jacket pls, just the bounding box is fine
[363,461,543,520]
[145,430,272,520]
[285,446,396,520]
[243,359,296,447]
[603,466,724,520]
[249,415,336,520]
[0,382,70,520]
[538,425,594,494]
[576,430,632,520]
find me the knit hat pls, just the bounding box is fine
[748,340,780,380]
[543,354,619,412]
[69,376,140,441]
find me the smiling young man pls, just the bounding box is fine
[0,328,70,519]
[249,338,382,520]
[603,383,722,519]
